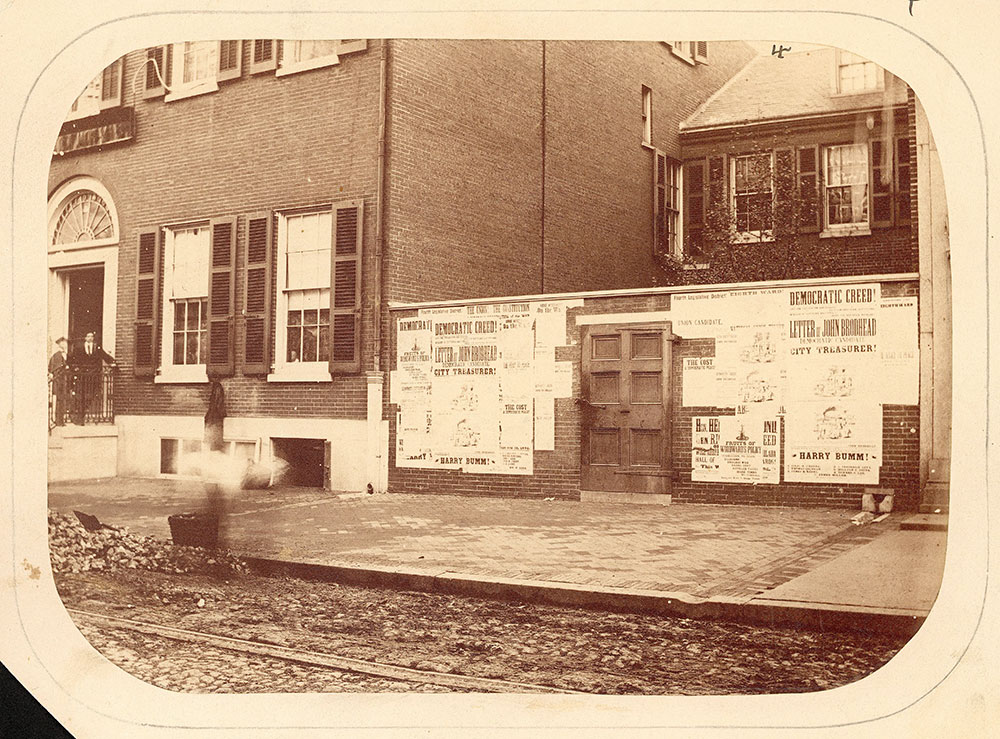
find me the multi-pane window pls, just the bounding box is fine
[164,225,210,370]
[824,144,869,227]
[179,41,218,86]
[837,51,880,93]
[732,153,773,237]
[279,40,339,74]
[642,86,652,146]
[654,153,681,257]
[172,298,207,365]
[282,211,332,364]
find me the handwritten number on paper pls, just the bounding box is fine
[909,0,919,15]
[771,44,791,58]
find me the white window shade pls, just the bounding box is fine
[285,211,332,290]
[181,41,218,85]
[171,227,209,298]
[285,40,339,64]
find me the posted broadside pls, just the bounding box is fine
[691,414,780,484]
[395,301,578,476]
[783,284,882,483]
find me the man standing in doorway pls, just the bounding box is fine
[70,331,115,425]
[47,337,69,427]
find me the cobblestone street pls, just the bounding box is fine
[58,569,910,695]
[76,623,456,693]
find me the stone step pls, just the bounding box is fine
[900,513,948,532]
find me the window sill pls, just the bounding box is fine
[275,55,340,77]
[165,80,220,102]
[641,141,655,151]
[155,366,209,384]
[267,364,332,383]
[733,232,774,245]
[820,226,871,239]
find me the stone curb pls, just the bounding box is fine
[243,556,927,638]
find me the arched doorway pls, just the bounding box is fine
[47,177,120,355]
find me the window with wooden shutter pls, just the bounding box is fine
[653,152,680,259]
[796,146,821,232]
[694,42,709,64]
[143,45,172,98]
[683,159,705,259]
[870,139,893,228]
[243,212,273,375]
[706,154,727,238]
[774,147,795,236]
[329,202,363,374]
[206,218,236,377]
[100,59,123,109]
[134,229,161,377]
[894,136,912,225]
[217,40,242,82]
[250,40,277,74]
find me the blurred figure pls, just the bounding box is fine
[203,381,227,545]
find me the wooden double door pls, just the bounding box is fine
[580,322,674,495]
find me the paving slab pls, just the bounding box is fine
[47,478,946,627]
[751,528,947,611]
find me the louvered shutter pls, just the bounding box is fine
[774,147,795,235]
[100,59,123,109]
[796,146,821,232]
[683,159,706,259]
[706,154,727,241]
[694,42,709,63]
[250,40,277,74]
[144,45,172,98]
[329,202,363,375]
[206,218,236,377]
[894,136,912,225]
[870,139,893,228]
[218,40,242,82]
[654,151,666,257]
[134,229,161,377]
[243,212,273,375]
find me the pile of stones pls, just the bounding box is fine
[48,510,250,577]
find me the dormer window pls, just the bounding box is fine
[836,51,882,93]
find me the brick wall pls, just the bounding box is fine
[542,40,757,293]
[387,279,922,510]
[384,40,757,304]
[49,42,382,420]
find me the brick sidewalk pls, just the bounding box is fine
[48,478,888,602]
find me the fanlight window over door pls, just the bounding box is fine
[52,190,115,245]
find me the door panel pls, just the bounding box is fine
[581,323,673,494]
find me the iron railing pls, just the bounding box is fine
[49,365,115,428]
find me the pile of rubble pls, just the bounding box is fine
[48,510,250,577]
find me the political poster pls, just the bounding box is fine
[691,414,780,484]
[783,284,882,483]
[879,296,919,405]
[682,357,718,407]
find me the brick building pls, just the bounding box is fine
[385,47,950,512]
[46,39,758,488]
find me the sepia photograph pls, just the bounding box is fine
[2,2,995,736]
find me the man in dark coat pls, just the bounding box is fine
[47,337,69,427]
[69,331,115,424]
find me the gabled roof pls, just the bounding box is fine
[680,47,907,133]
